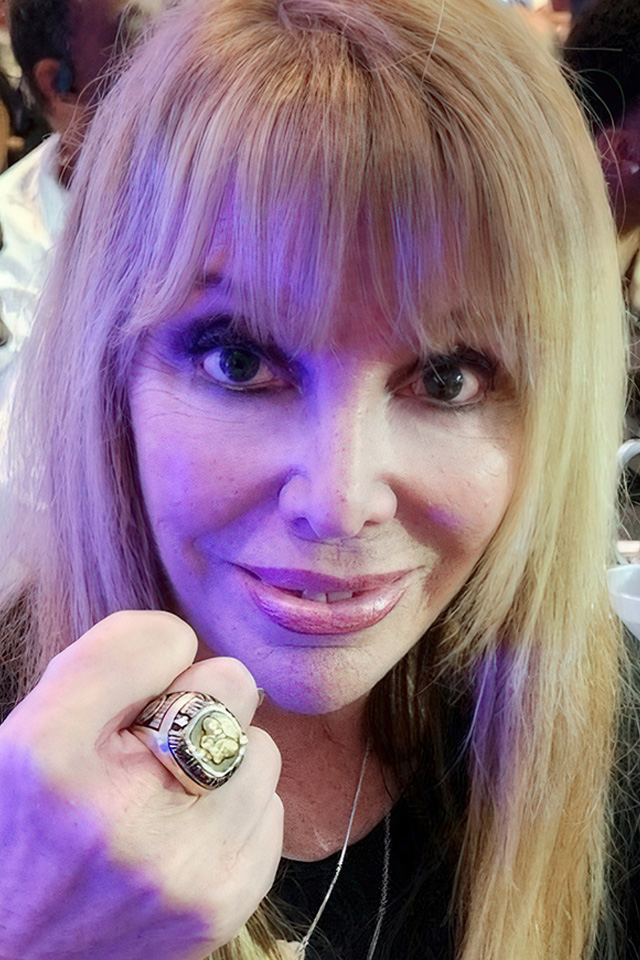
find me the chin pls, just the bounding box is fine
[256,665,372,716]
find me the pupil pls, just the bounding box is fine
[219,348,260,383]
[423,360,464,400]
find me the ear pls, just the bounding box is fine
[596,125,640,178]
[32,58,79,136]
[32,58,75,111]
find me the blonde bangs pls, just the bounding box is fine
[92,0,568,394]
[26,0,624,650]
[71,0,623,676]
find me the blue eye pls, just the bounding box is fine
[202,346,278,388]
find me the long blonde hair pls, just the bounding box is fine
[1,0,628,958]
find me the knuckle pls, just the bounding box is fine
[208,657,257,696]
[39,641,98,695]
[87,610,197,665]
[40,611,198,700]
[40,643,73,678]
[101,609,196,649]
[140,610,199,660]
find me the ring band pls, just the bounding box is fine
[131,691,248,795]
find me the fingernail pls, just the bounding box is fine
[257,688,266,706]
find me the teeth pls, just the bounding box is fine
[301,590,328,602]
[300,589,354,602]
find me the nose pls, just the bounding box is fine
[278,398,398,541]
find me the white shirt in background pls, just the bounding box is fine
[0,134,68,507]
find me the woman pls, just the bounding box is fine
[0,0,630,957]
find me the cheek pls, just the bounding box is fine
[406,420,518,559]
[130,384,265,538]
[452,444,515,534]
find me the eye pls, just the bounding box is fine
[413,353,492,406]
[202,346,280,389]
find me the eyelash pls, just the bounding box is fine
[184,324,495,407]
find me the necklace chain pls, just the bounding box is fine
[365,810,391,960]
[295,741,391,960]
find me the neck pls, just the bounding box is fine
[255,696,397,861]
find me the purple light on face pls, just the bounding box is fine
[426,505,464,531]
[0,747,209,960]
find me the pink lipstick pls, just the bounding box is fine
[237,565,413,635]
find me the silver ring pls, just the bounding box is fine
[131,691,248,795]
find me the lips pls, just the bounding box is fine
[237,565,414,635]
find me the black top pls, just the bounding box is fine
[272,633,640,960]
[273,797,455,960]
[274,791,640,960]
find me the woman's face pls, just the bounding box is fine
[129,276,520,714]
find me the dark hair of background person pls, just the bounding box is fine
[569,0,595,15]
[7,0,73,109]
[563,0,640,133]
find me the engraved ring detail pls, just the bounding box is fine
[131,691,249,795]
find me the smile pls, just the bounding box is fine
[237,565,414,635]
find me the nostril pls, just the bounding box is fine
[288,514,360,543]
[278,463,397,540]
[283,495,381,542]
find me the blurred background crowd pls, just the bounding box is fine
[0,0,49,173]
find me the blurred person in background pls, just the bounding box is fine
[0,0,17,81]
[0,0,166,461]
[499,0,571,53]
[563,0,640,531]
[0,0,30,172]
[0,0,48,164]
[564,0,640,316]
[563,0,640,481]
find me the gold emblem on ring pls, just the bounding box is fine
[132,692,248,791]
[193,713,248,768]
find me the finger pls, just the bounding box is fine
[218,793,284,928]
[21,611,198,738]
[253,791,285,886]
[178,793,284,950]
[164,657,260,731]
[188,726,282,833]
